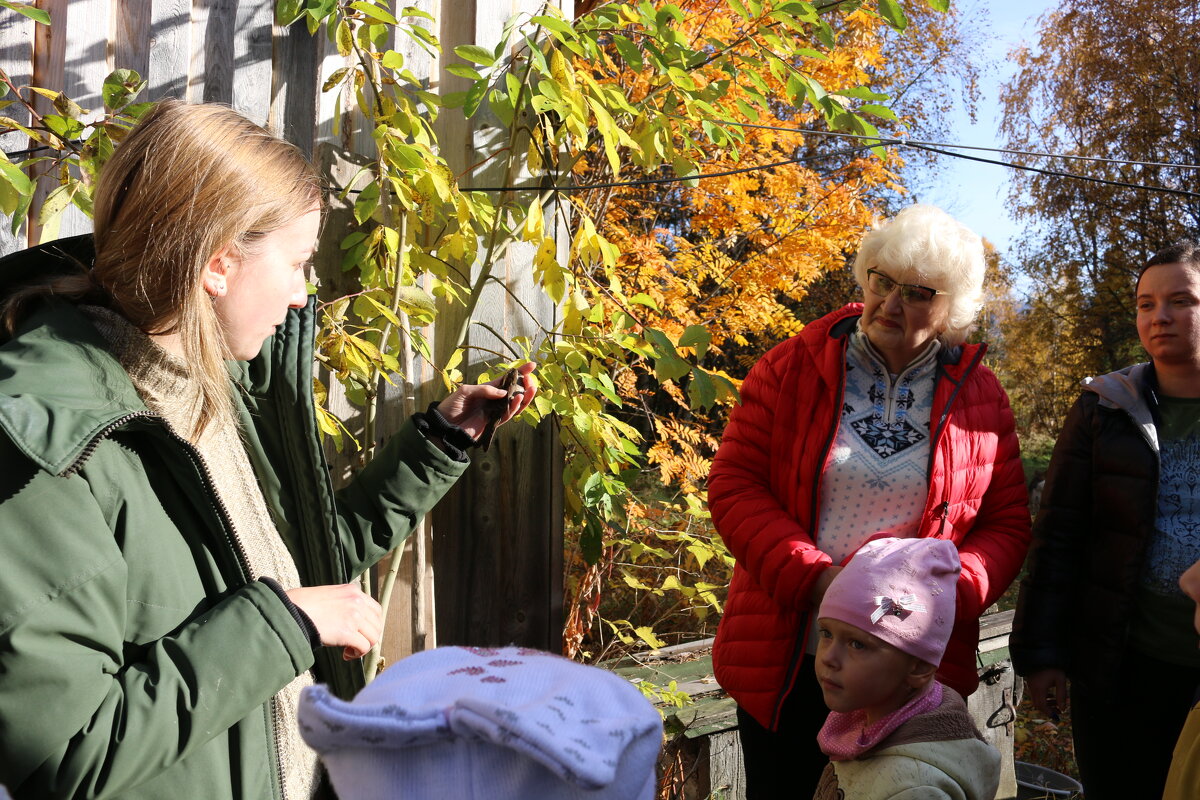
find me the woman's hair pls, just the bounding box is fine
[851,204,986,346]
[4,100,322,438]
[1137,240,1200,289]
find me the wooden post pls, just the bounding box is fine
[431,0,568,649]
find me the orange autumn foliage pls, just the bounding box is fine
[573,1,969,491]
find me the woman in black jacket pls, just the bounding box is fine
[1011,241,1200,800]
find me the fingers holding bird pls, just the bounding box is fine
[434,361,538,445]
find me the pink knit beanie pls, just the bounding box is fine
[818,537,961,666]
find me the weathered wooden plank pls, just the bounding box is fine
[147,0,189,101]
[54,0,110,240]
[968,661,1020,800]
[195,0,234,104]
[706,730,746,800]
[113,0,150,83]
[269,15,319,156]
[430,0,568,652]
[26,0,67,245]
[0,7,33,251]
[230,0,272,125]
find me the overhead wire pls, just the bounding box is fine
[7,118,1200,200]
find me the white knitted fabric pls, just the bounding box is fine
[299,646,663,800]
[816,330,939,566]
[83,306,318,800]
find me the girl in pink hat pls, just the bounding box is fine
[812,537,1000,800]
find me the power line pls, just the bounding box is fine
[460,143,872,193]
[459,124,1200,199]
[710,117,1200,172]
[8,118,1200,201]
[905,142,1200,200]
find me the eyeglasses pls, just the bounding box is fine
[865,268,945,306]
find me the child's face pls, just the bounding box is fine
[815,617,928,724]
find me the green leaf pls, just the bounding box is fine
[446,63,483,81]
[101,68,145,111]
[834,85,889,101]
[396,286,437,316]
[10,188,31,235]
[876,0,908,31]
[399,5,436,22]
[858,103,898,121]
[728,0,752,20]
[531,14,574,40]
[655,355,691,383]
[353,180,380,223]
[629,293,660,311]
[688,367,716,410]
[643,327,677,359]
[712,372,740,404]
[612,35,643,71]
[335,19,354,56]
[0,158,33,199]
[52,92,85,120]
[672,156,699,188]
[275,0,304,25]
[463,80,487,117]
[381,49,404,70]
[927,0,950,10]
[349,1,398,25]
[677,324,711,359]
[453,44,496,67]
[0,169,18,217]
[0,1,50,24]
[37,181,76,226]
[581,515,603,564]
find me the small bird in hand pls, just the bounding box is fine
[477,368,524,451]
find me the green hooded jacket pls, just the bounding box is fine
[0,237,468,799]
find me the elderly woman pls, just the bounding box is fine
[1012,241,1200,800]
[708,204,1031,797]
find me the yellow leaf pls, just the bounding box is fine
[523,198,545,241]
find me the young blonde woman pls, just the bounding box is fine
[0,100,533,799]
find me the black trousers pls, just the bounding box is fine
[1071,651,1200,800]
[735,655,829,800]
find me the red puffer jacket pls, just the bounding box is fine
[710,304,1030,730]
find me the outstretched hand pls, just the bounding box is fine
[436,361,537,443]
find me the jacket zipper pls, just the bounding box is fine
[60,411,153,477]
[922,345,987,537]
[771,333,850,730]
[162,424,290,800]
[67,413,289,800]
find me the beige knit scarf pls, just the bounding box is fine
[84,306,319,800]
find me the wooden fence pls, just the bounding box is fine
[0,0,566,661]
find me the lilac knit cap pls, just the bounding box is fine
[298,646,663,800]
[818,537,961,666]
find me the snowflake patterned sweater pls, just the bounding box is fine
[816,330,939,565]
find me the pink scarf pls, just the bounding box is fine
[817,681,944,761]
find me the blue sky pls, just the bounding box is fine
[912,0,1055,257]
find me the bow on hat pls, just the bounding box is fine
[870,594,926,624]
